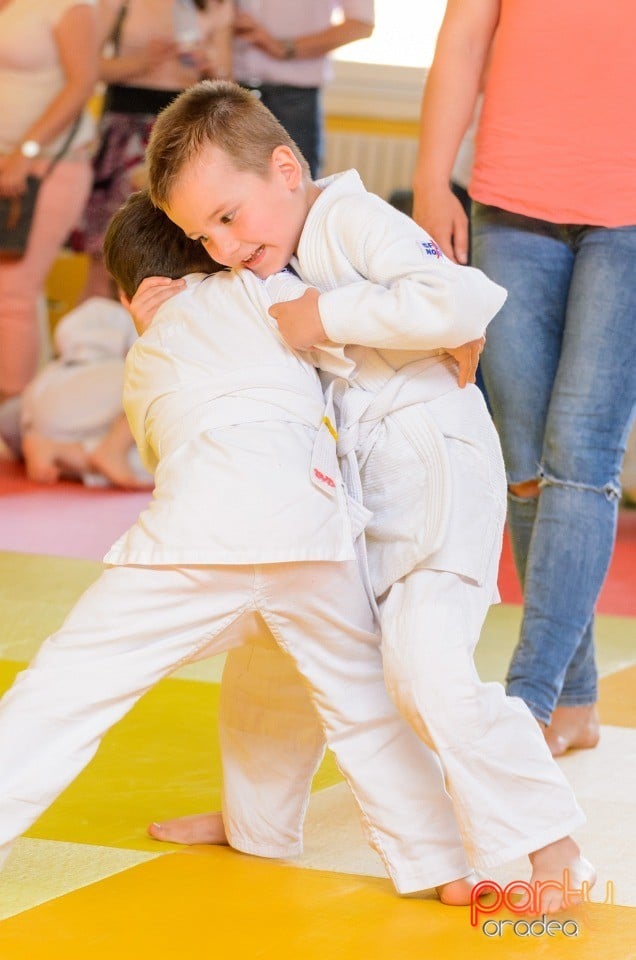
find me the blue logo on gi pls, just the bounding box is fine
[421,239,444,259]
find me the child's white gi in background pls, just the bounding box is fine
[5,297,151,485]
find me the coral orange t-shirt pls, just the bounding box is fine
[470,0,636,227]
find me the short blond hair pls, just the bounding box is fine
[147,80,311,208]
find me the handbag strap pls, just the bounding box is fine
[110,0,129,55]
[41,115,82,180]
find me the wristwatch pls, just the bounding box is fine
[20,140,42,159]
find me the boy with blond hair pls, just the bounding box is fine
[132,80,594,912]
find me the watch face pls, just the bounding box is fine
[21,140,41,158]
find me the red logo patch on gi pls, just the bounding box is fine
[313,468,336,488]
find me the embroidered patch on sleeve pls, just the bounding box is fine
[420,239,445,260]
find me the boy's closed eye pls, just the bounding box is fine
[268,288,327,351]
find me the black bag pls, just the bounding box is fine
[0,176,42,258]
[0,118,81,260]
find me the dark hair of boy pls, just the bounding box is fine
[103,190,223,300]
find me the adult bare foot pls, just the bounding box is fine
[436,871,479,905]
[543,705,600,757]
[529,836,596,914]
[148,812,228,846]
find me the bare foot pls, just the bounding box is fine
[22,433,63,484]
[22,432,90,484]
[148,812,228,846]
[436,871,479,906]
[88,416,154,490]
[88,442,153,489]
[543,705,600,757]
[529,836,596,914]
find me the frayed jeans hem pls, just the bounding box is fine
[505,687,551,726]
[554,693,598,708]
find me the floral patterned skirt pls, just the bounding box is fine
[71,110,155,256]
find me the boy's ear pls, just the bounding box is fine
[119,291,132,311]
[271,145,303,190]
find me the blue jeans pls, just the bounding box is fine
[472,203,636,723]
[241,84,322,178]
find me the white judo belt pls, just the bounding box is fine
[153,363,350,504]
[332,355,458,579]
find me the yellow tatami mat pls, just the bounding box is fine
[0,549,635,957]
[598,665,636,728]
[0,848,634,960]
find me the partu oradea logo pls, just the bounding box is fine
[470,871,615,938]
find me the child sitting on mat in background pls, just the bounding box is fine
[0,296,152,489]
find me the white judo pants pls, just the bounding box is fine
[0,560,472,893]
[219,553,586,878]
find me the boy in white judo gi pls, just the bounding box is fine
[133,80,594,912]
[0,190,490,902]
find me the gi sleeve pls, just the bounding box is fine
[317,193,507,351]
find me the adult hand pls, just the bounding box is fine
[269,289,327,351]
[125,276,185,335]
[413,185,470,265]
[0,153,32,197]
[233,11,283,58]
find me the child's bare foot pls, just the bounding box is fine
[23,432,90,484]
[436,871,479,905]
[88,442,153,490]
[543,705,600,757]
[148,812,228,846]
[88,413,154,489]
[529,836,596,914]
[22,433,63,484]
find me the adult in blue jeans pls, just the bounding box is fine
[232,0,374,177]
[412,0,636,756]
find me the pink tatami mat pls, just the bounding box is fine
[0,460,150,562]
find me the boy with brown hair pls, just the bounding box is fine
[0,190,480,904]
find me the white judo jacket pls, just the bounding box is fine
[290,170,508,596]
[105,269,356,566]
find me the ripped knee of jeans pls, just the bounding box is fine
[539,468,621,502]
